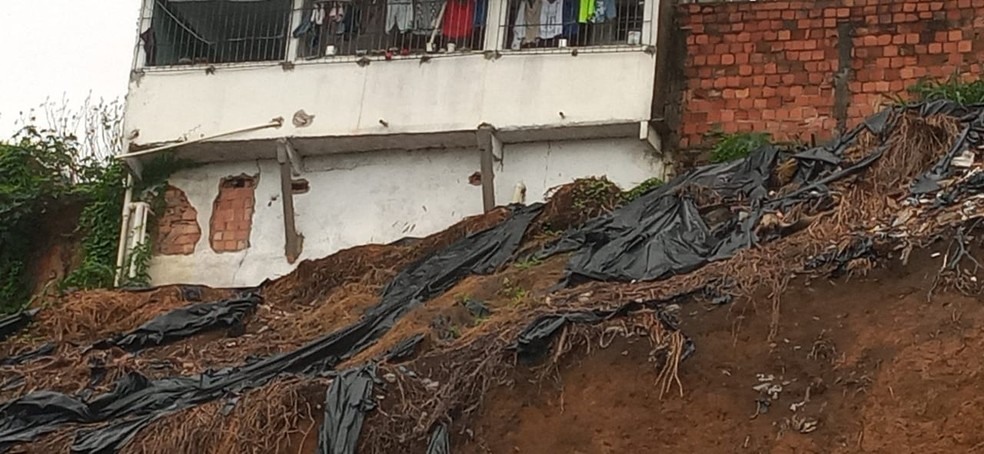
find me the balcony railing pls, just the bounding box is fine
[294,0,487,59]
[137,0,652,68]
[501,0,647,51]
[145,0,293,66]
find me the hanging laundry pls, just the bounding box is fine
[386,0,413,33]
[524,0,543,44]
[562,0,579,39]
[578,0,594,23]
[313,3,327,26]
[474,0,488,28]
[413,0,443,35]
[443,0,476,40]
[592,0,617,23]
[511,0,527,50]
[539,0,563,40]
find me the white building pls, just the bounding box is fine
[120,0,671,287]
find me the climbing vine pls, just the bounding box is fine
[0,126,185,313]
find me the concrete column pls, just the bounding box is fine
[476,124,497,212]
[286,0,307,61]
[277,144,303,263]
[642,0,659,47]
[484,0,508,51]
[132,0,155,69]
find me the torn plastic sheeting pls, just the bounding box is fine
[92,294,261,352]
[0,204,541,453]
[540,111,895,283]
[912,106,984,195]
[513,298,694,362]
[426,424,450,454]
[461,298,491,318]
[804,237,875,276]
[317,364,377,454]
[0,309,39,343]
[0,391,92,450]
[383,334,425,363]
[0,343,55,366]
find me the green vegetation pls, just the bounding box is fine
[0,126,185,313]
[621,177,665,203]
[708,131,773,164]
[908,75,984,105]
[514,256,543,271]
[571,177,622,211]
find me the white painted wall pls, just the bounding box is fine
[495,138,667,203]
[149,138,664,287]
[124,51,658,146]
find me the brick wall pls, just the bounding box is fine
[209,175,256,253]
[678,0,984,149]
[155,186,201,256]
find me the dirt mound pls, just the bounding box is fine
[461,248,983,453]
[6,104,984,454]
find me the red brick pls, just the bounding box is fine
[928,43,943,54]
[722,54,736,65]
[958,40,973,52]
[948,30,963,41]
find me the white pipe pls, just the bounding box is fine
[114,175,135,287]
[128,202,151,280]
[116,118,284,160]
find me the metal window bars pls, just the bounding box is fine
[145,0,293,66]
[501,0,646,51]
[293,0,487,59]
[139,0,649,67]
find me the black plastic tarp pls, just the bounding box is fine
[514,298,695,362]
[0,204,542,453]
[93,294,261,351]
[537,114,896,283]
[426,424,450,454]
[317,365,377,454]
[0,343,55,367]
[0,309,38,343]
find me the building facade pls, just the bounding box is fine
[121,0,670,287]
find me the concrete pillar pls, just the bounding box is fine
[476,124,498,212]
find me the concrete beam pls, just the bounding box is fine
[278,137,304,176]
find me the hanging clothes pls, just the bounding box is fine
[539,0,563,40]
[474,0,488,28]
[523,0,542,44]
[511,0,527,50]
[386,0,414,33]
[413,0,443,35]
[561,0,579,39]
[592,0,616,23]
[577,0,594,23]
[443,0,476,40]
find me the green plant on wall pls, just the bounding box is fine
[0,125,188,312]
[707,130,773,164]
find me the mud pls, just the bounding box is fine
[461,248,984,453]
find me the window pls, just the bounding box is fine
[502,0,646,51]
[294,0,487,59]
[144,0,293,66]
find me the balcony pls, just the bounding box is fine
[125,0,662,161]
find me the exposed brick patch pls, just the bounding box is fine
[679,0,984,150]
[155,185,201,256]
[209,175,257,253]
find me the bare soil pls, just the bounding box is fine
[460,248,984,453]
